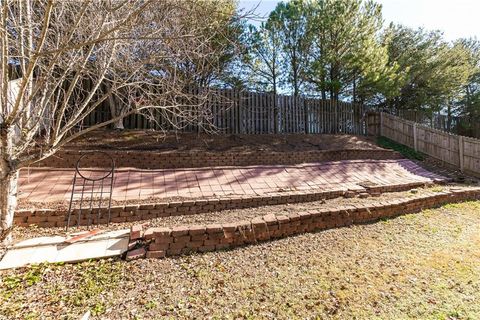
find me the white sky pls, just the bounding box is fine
[239,0,480,41]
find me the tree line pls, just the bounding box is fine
[218,0,480,136]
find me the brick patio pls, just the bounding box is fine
[18,159,446,203]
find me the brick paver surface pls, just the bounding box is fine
[18,159,446,203]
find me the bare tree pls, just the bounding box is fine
[0,0,240,243]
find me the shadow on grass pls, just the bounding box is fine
[377,136,425,161]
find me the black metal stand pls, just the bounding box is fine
[66,152,115,231]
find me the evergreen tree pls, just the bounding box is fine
[455,38,480,135]
[383,25,472,114]
[269,0,309,99]
[304,0,399,102]
[243,21,284,94]
[242,20,285,132]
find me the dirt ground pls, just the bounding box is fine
[1,200,479,319]
[11,184,457,241]
[66,130,381,152]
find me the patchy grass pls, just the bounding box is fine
[0,260,123,319]
[377,136,425,160]
[1,202,480,319]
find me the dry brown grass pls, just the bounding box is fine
[1,201,480,319]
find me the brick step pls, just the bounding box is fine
[124,186,480,260]
[14,180,441,228]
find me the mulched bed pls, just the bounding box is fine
[64,130,382,152]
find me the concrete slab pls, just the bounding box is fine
[13,236,65,248]
[89,229,129,241]
[30,245,59,264]
[0,229,129,270]
[0,247,37,269]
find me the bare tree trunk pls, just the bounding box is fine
[447,102,452,132]
[108,94,125,130]
[352,73,356,104]
[273,85,278,134]
[106,82,125,130]
[321,74,326,99]
[1,81,21,244]
[0,160,17,245]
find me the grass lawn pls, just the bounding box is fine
[1,201,480,319]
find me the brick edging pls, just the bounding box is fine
[14,181,434,228]
[125,187,480,259]
[33,149,402,169]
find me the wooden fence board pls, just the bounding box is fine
[381,112,480,176]
[83,88,369,135]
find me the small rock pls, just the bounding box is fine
[358,192,370,199]
[410,189,418,194]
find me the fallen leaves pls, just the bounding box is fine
[1,201,480,319]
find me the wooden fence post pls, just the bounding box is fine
[459,135,464,172]
[303,97,309,134]
[413,123,418,151]
[239,90,245,134]
[379,112,383,137]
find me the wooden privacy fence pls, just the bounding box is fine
[387,109,480,138]
[380,112,480,176]
[84,89,368,135]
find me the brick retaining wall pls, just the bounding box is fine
[33,149,402,169]
[127,187,480,259]
[14,181,430,228]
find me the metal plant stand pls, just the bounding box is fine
[66,152,115,231]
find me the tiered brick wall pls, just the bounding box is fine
[130,187,480,259]
[33,149,401,169]
[14,180,429,228]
